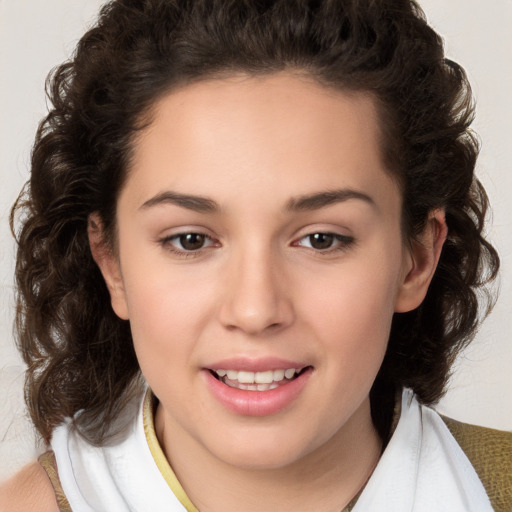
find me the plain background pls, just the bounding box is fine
[0,0,511,482]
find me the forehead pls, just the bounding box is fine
[124,72,400,214]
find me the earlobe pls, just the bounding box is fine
[394,209,448,313]
[88,213,130,320]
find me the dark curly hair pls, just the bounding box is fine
[11,0,499,445]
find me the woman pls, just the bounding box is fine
[1,0,510,510]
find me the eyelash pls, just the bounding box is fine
[293,233,355,254]
[159,231,355,258]
[159,231,355,257]
[159,232,218,258]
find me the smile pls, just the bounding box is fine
[211,368,305,391]
[204,358,313,416]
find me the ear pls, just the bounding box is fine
[394,209,448,313]
[88,213,129,320]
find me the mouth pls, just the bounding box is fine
[209,367,310,391]
[204,363,313,415]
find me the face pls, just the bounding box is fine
[92,73,438,471]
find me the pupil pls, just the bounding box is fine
[310,233,334,250]
[180,233,205,250]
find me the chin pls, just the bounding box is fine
[205,431,320,471]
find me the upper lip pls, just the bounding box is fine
[205,357,309,372]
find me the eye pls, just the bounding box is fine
[295,232,354,252]
[162,232,216,252]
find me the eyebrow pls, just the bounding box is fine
[285,189,375,212]
[140,191,218,213]
[139,188,375,214]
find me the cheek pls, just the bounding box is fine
[302,256,400,334]
[298,253,401,378]
[119,260,216,377]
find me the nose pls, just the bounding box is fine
[218,246,295,335]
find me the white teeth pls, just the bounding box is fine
[284,368,296,379]
[273,369,285,382]
[213,367,302,388]
[254,370,274,384]
[226,370,238,380]
[237,371,255,384]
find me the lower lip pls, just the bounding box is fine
[203,368,312,416]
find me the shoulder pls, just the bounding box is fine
[0,460,60,512]
[442,415,512,512]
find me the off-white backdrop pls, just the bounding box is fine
[1,0,511,482]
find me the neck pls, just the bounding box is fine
[155,397,382,512]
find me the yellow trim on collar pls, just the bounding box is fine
[143,390,200,512]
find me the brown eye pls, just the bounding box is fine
[161,231,217,256]
[178,233,207,250]
[294,232,355,253]
[308,233,335,250]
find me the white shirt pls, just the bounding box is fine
[50,388,493,512]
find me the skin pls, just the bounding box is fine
[89,73,446,511]
[0,462,59,512]
[0,72,446,511]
